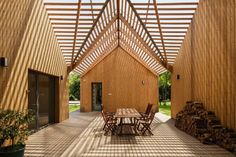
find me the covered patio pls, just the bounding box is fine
[1,0,236,156]
[25,111,234,157]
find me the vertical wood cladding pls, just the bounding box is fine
[81,47,158,112]
[0,0,69,121]
[172,0,236,131]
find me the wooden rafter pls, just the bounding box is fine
[145,0,151,24]
[43,0,198,74]
[126,0,165,63]
[73,15,118,69]
[119,16,168,69]
[119,42,159,76]
[153,0,167,63]
[117,0,120,44]
[72,0,111,66]
[119,29,162,74]
[71,0,81,67]
[90,0,95,21]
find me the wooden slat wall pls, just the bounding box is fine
[171,24,192,118]
[172,0,236,131]
[0,0,69,121]
[81,47,158,112]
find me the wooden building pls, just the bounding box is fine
[80,47,158,112]
[1,0,236,132]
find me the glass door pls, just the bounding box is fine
[92,83,102,111]
[28,70,56,131]
[28,72,38,130]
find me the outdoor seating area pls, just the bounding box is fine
[1,0,236,156]
[102,104,156,136]
[24,111,234,157]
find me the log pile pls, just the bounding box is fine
[175,101,236,154]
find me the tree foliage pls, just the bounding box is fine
[159,71,171,105]
[69,72,80,101]
[0,109,35,149]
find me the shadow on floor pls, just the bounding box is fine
[25,111,234,157]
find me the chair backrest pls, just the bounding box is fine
[101,110,107,122]
[147,110,156,124]
[145,103,153,115]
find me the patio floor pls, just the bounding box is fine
[25,111,234,157]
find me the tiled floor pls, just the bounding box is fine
[25,111,235,157]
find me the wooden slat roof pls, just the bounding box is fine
[44,0,198,75]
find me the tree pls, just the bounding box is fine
[159,71,171,105]
[69,72,80,101]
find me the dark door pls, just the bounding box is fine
[28,70,56,131]
[92,83,102,111]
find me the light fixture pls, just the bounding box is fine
[177,74,180,80]
[0,57,8,67]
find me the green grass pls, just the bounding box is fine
[69,105,80,112]
[159,101,171,116]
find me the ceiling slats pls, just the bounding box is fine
[44,0,198,75]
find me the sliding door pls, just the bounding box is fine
[28,70,56,131]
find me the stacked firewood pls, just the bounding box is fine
[175,101,236,154]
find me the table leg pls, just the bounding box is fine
[133,118,138,135]
[119,118,123,135]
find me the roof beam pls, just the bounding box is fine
[119,16,171,70]
[71,0,82,67]
[44,2,104,5]
[73,15,118,70]
[126,0,165,63]
[153,0,167,63]
[133,2,198,5]
[72,0,112,65]
[117,0,120,44]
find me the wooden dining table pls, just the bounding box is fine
[115,108,141,135]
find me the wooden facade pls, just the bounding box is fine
[80,47,158,112]
[0,0,69,121]
[172,0,236,131]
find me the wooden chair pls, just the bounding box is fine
[137,111,156,135]
[135,103,153,124]
[101,104,115,116]
[101,110,117,135]
[140,103,153,118]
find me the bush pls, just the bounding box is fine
[0,109,34,149]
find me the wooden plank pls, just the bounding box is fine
[120,16,164,67]
[44,2,104,5]
[73,15,118,69]
[72,0,113,66]
[153,0,167,63]
[71,0,82,66]
[171,0,236,132]
[135,8,197,11]
[133,2,198,6]
[126,0,165,62]
[80,47,158,112]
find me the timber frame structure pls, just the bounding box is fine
[44,0,198,75]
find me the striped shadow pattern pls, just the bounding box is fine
[61,114,234,157]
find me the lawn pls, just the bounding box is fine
[69,105,80,112]
[159,101,171,116]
